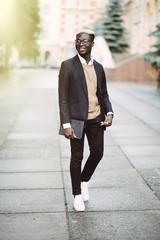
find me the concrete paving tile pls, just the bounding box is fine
[0,148,60,159]
[7,132,58,140]
[112,117,140,125]
[110,130,158,138]
[11,125,56,132]
[59,133,116,147]
[0,158,61,172]
[138,119,160,131]
[27,98,56,106]
[0,96,30,105]
[27,97,56,105]
[3,139,58,148]
[95,155,133,170]
[152,125,160,133]
[0,116,17,123]
[151,123,160,128]
[66,187,160,212]
[17,114,53,122]
[0,133,7,145]
[0,98,28,105]
[61,158,70,172]
[1,69,160,239]
[0,172,63,189]
[139,169,160,186]
[140,116,160,123]
[68,211,160,240]
[63,169,146,189]
[110,124,150,132]
[103,146,124,156]
[114,137,160,145]
[121,145,160,156]
[14,119,57,125]
[60,146,124,158]
[20,105,56,111]
[0,213,68,240]
[59,136,70,147]
[27,89,57,100]
[0,105,22,115]
[0,127,10,133]
[19,113,56,119]
[60,147,77,158]
[17,113,54,121]
[103,134,116,146]
[129,156,160,169]
[0,189,65,213]
[0,120,14,128]
[61,156,132,172]
[152,186,160,200]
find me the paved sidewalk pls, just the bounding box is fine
[0,69,160,240]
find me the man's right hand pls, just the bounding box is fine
[64,127,76,139]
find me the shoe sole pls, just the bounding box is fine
[74,207,85,212]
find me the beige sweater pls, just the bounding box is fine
[82,64,101,119]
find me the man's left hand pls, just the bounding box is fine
[101,114,113,127]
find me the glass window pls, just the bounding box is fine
[79,0,89,8]
[67,42,75,58]
[66,0,75,8]
[66,16,75,33]
[80,19,88,28]
[97,0,106,8]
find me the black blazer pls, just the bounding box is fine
[58,55,113,125]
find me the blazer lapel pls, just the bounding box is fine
[73,55,88,96]
[93,61,102,94]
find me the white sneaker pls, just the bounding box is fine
[73,194,85,211]
[81,181,89,201]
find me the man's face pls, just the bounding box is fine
[75,33,94,57]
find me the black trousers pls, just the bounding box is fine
[70,115,104,195]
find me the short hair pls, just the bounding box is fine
[76,29,95,42]
[88,34,94,42]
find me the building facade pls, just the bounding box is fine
[106,0,160,83]
[38,0,160,66]
[38,0,106,66]
[38,0,61,67]
[59,0,106,61]
[123,0,160,54]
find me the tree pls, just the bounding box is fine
[0,0,40,69]
[94,0,129,57]
[141,23,160,89]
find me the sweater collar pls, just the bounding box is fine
[78,54,94,66]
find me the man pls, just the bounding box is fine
[58,29,113,211]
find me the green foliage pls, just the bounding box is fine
[94,0,129,57]
[142,23,160,70]
[0,0,40,67]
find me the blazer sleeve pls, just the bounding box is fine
[58,62,71,124]
[101,66,114,115]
